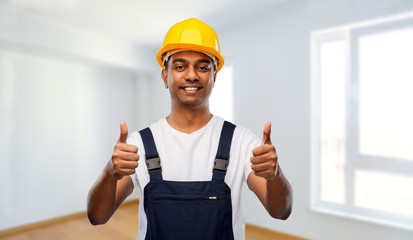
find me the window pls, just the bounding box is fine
[311,12,413,229]
[210,65,233,122]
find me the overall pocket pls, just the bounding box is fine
[145,193,233,240]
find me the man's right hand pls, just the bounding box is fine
[109,121,139,180]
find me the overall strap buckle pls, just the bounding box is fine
[139,127,162,181]
[212,121,236,181]
[214,158,229,171]
[146,157,161,171]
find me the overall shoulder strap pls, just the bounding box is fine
[139,127,162,181]
[212,121,236,182]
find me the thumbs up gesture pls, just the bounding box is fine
[109,121,139,180]
[251,122,278,181]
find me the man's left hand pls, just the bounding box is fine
[251,122,278,181]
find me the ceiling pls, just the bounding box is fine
[0,0,288,47]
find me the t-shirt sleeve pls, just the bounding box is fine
[127,131,145,189]
[235,127,261,183]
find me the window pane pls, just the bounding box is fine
[319,40,346,203]
[210,66,233,122]
[355,170,413,216]
[359,28,413,161]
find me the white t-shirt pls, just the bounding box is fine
[127,116,261,240]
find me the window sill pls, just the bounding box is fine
[309,205,413,232]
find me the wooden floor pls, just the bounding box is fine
[0,201,306,240]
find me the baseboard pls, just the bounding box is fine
[0,199,139,238]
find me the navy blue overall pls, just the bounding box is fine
[139,121,236,240]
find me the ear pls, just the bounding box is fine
[161,69,168,89]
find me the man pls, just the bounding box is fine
[87,18,292,240]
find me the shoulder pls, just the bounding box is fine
[127,119,165,148]
[233,124,260,148]
[216,117,261,149]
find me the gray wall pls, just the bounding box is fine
[0,6,156,230]
[0,49,138,229]
[215,0,413,239]
[2,1,413,239]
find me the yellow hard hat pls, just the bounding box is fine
[156,18,225,72]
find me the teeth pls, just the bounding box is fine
[185,87,198,91]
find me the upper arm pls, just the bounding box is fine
[114,130,140,208]
[238,127,265,203]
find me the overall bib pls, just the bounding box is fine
[139,121,236,240]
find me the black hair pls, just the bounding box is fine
[163,59,170,70]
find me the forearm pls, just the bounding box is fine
[87,121,137,225]
[265,165,293,219]
[87,163,119,225]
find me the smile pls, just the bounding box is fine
[180,86,203,92]
[184,87,200,91]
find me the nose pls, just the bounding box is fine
[185,66,199,82]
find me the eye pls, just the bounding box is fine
[197,65,211,72]
[174,65,186,71]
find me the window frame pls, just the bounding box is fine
[311,13,413,231]
[349,17,413,176]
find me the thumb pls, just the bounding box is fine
[118,121,128,143]
[261,121,272,145]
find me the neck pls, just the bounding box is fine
[166,104,213,134]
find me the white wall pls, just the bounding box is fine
[0,5,156,231]
[216,0,413,239]
[0,6,151,71]
[3,1,413,239]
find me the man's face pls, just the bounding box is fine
[162,51,216,108]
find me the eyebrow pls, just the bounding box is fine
[195,59,212,65]
[171,58,187,65]
[171,58,212,65]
